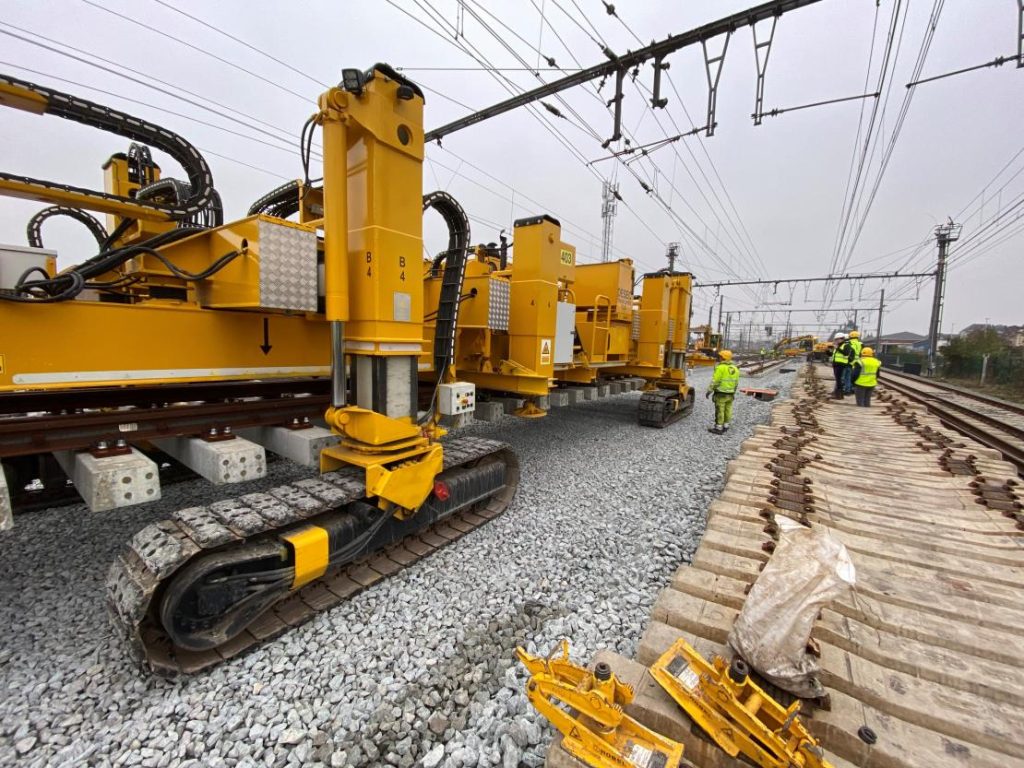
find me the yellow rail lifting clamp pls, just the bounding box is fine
[516,641,684,768]
[650,638,832,768]
[514,399,548,419]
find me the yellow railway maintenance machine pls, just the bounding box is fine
[0,68,518,673]
[421,213,569,415]
[421,217,696,428]
[618,267,697,428]
[686,324,722,368]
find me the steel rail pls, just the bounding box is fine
[0,394,329,458]
[884,369,1024,417]
[0,377,330,415]
[739,358,792,375]
[880,374,1024,474]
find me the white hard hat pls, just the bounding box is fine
[833,332,846,340]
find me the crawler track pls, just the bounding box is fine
[638,389,695,428]
[107,435,518,674]
[879,370,1024,474]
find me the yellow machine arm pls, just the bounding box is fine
[517,641,684,768]
[773,335,816,354]
[650,638,832,768]
[0,74,214,222]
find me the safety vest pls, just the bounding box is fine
[855,357,881,387]
[831,343,851,365]
[711,363,740,394]
[848,338,863,361]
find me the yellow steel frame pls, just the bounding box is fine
[0,299,331,392]
[517,641,684,768]
[420,222,558,401]
[651,638,832,768]
[0,178,174,222]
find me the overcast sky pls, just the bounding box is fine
[1,0,1021,343]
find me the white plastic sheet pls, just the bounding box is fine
[727,518,856,698]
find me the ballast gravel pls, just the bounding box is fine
[0,367,796,768]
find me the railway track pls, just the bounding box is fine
[738,357,793,376]
[879,369,1024,474]
[0,377,333,514]
[0,378,331,458]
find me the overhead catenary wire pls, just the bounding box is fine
[426,150,634,265]
[149,0,329,90]
[81,0,312,102]
[827,0,904,289]
[479,1,769,294]
[6,0,1015,327]
[831,0,946,287]
[382,0,677,270]
[383,0,596,171]
[877,147,1024,298]
[905,52,1022,87]
[597,0,774,280]
[879,150,1024,304]
[594,2,771,281]
[155,0,662,270]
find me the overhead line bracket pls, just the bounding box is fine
[751,14,779,126]
[702,32,732,137]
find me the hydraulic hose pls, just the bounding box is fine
[138,179,223,228]
[248,180,302,219]
[423,190,471,276]
[422,191,471,407]
[25,206,108,249]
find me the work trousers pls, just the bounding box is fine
[854,385,875,407]
[842,365,854,394]
[832,363,848,398]
[712,392,735,426]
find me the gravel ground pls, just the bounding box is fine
[0,367,796,768]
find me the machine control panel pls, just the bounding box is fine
[438,382,476,415]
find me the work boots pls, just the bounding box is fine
[707,425,724,435]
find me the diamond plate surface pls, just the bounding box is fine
[258,219,318,312]
[489,278,510,331]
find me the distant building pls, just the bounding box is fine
[863,331,928,354]
[958,323,1024,347]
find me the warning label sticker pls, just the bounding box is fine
[675,659,700,690]
[560,248,574,266]
[393,292,412,322]
[626,743,654,767]
[540,338,552,366]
